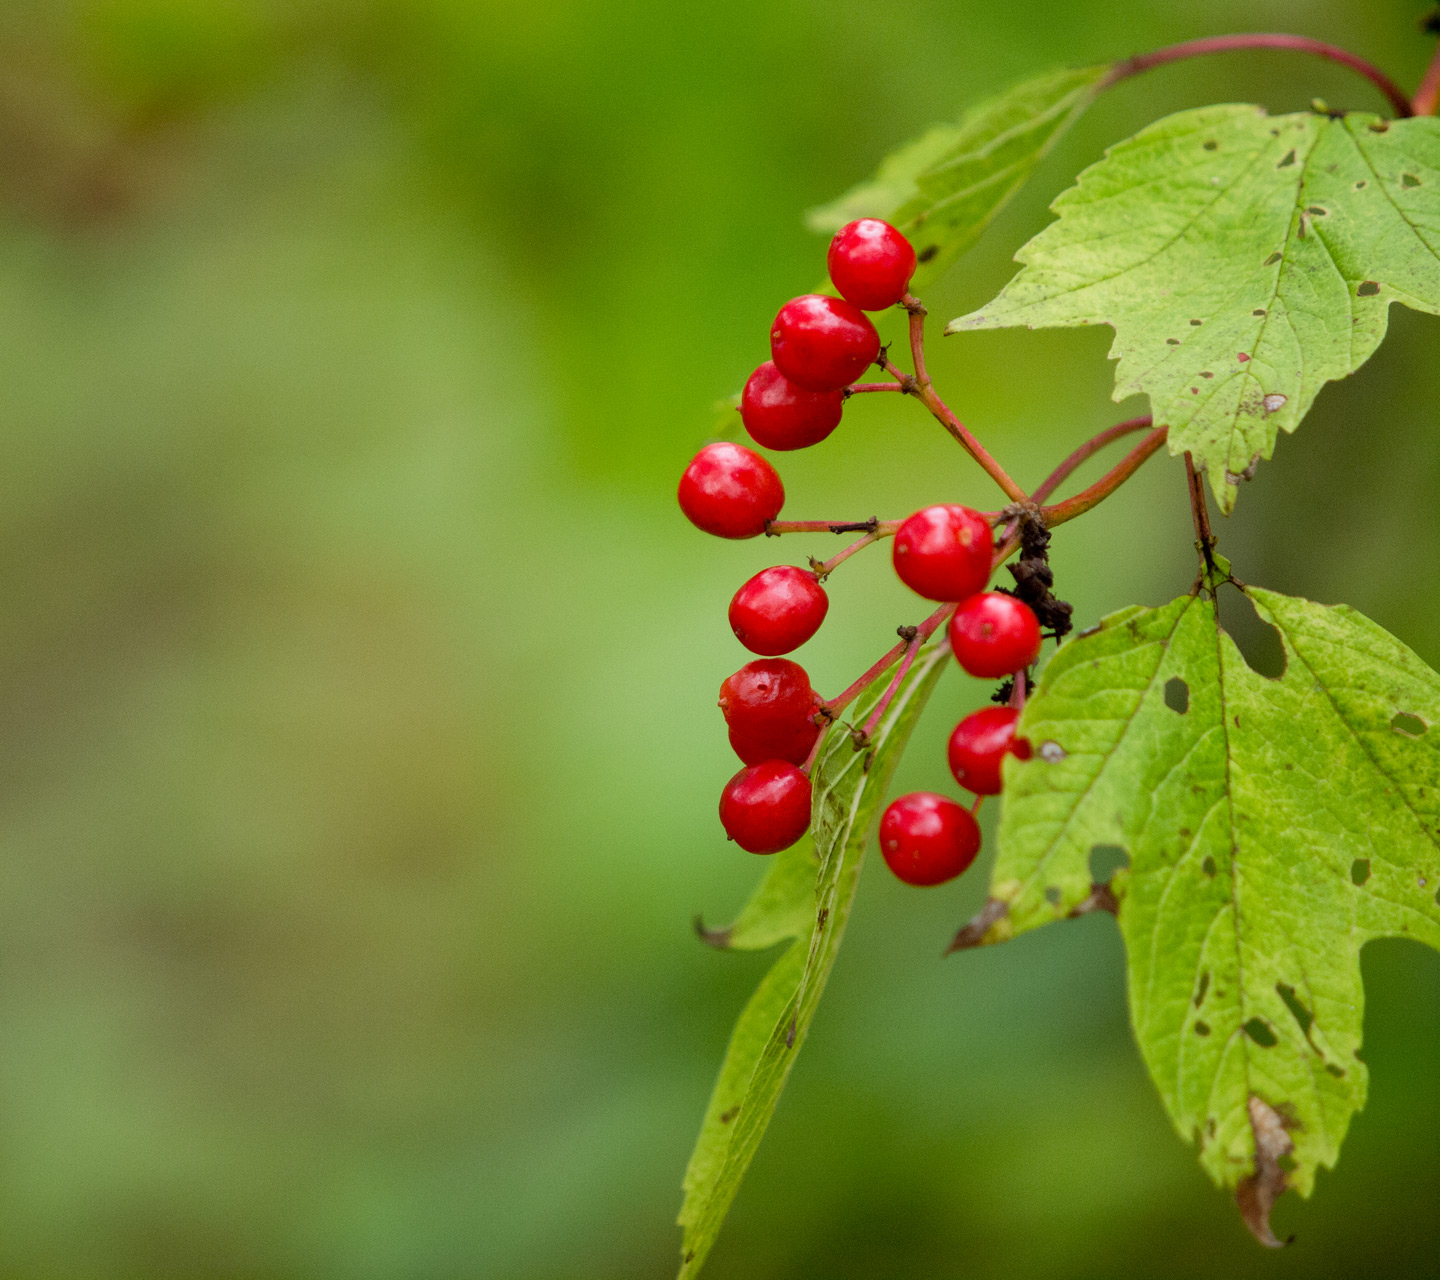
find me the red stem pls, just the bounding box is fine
[1414,40,1440,116]
[846,381,904,394]
[860,631,925,741]
[812,528,893,578]
[1039,426,1168,527]
[1031,416,1154,504]
[766,518,899,536]
[879,356,1028,503]
[1107,34,1413,118]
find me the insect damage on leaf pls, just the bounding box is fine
[961,587,1440,1241]
[949,105,1440,512]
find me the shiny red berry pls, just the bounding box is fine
[948,592,1042,679]
[719,659,823,766]
[740,361,844,451]
[879,792,980,886]
[947,706,1032,796]
[827,218,917,311]
[891,504,993,602]
[770,294,881,393]
[729,566,829,656]
[719,760,812,854]
[678,442,784,539]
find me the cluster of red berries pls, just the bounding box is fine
[680,219,1043,885]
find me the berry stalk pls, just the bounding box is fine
[1031,416,1155,504]
[1037,426,1168,527]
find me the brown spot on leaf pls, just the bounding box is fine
[719,1105,739,1124]
[694,915,733,949]
[1068,882,1120,918]
[1368,120,1389,133]
[947,897,1008,953]
[917,244,939,264]
[1235,1096,1296,1248]
[1203,139,1218,150]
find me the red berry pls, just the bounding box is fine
[729,566,829,656]
[948,593,1042,679]
[879,792,980,886]
[678,442,784,539]
[740,361,844,451]
[770,294,881,393]
[719,760,812,854]
[719,659,823,765]
[827,218,917,311]
[947,706,1032,796]
[892,504,993,602]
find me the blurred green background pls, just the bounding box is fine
[1,1,1437,1276]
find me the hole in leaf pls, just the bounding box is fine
[1202,855,1217,878]
[1164,677,1190,713]
[1276,983,1313,1036]
[1402,173,1422,188]
[1194,1020,1211,1036]
[1203,139,1218,150]
[1358,280,1380,296]
[1194,971,1210,1007]
[1089,844,1129,885]
[1044,886,1062,906]
[1224,591,1287,679]
[1354,179,1367,189]
[1351,858,1371,886]
[1392,711,1427,737]
[1252,308,1267,316]
[1244,1018,1278,1047]
[1277,149,1297,168]
[1189,318,1203,326]
[1264,251,1282,265]
[1306,205,1328,215]
[1326,1063,1346,1078]
[1166,337,1180,345]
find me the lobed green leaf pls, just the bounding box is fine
[950,105,1440,511]
[678,636,952,1277]
[964,583,1440,1241]
[807,66,1109,292]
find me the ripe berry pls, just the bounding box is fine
[719,659,823,765]
[770,294,881,393]
[827,218,918,311]
[678,442,784,539]
[879,792,980,886]
[892,504,993,602]
[740,361,844,451]
[729,566,829,656]
[719,760,812,854]
[947,706,1032,796]
[948,592,1043,679]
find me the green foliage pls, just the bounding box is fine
[678,638,951,1277]
[807,66,1108,292]
[965,582,1440,1237]
[950,105,1440,512]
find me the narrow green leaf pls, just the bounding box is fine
[695,838,818,952]
[950,106,1440,511]
[679,637,952,1277]
[807,66,1108,292]
[968,586,1440,1240]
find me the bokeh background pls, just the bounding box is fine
[1,1,1437,1276]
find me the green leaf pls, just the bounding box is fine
[949,106,1440,512]
[679,636,951,1277]
[807,66,1108,293]
[964,586,1440,1241]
